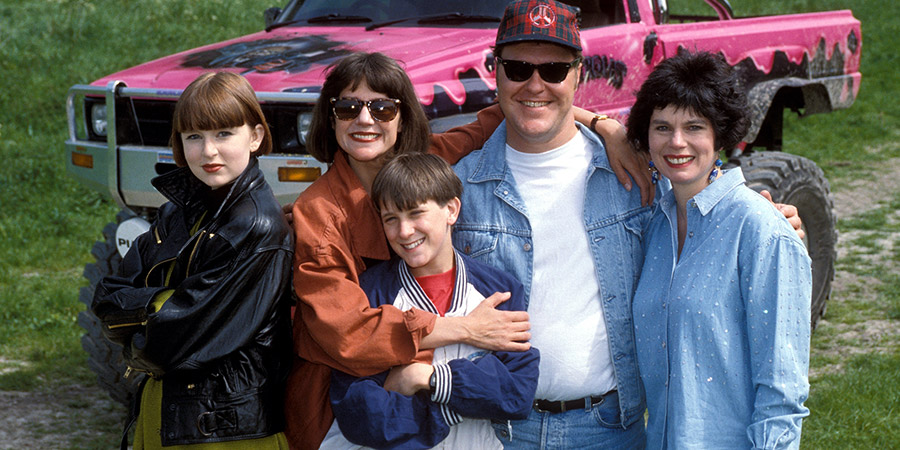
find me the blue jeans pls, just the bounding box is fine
[491,391,646,449]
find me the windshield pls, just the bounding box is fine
[276,0,511,28]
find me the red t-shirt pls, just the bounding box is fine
[415,267,456,316]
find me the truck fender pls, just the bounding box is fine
[744,76,853,143]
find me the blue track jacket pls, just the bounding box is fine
[327,251,540,449]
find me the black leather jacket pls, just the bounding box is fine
[92,158,293,445]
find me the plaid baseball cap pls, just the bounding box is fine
[496,0,582,51]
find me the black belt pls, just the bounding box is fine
[533,390,616,413]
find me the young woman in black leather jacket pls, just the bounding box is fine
[92,72,293,449]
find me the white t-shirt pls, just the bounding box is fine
[506,132,617,401]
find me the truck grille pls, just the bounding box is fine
[85,97,311,155]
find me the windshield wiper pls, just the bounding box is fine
[267,14,373,31]
[308,14,373,24]
[366,12,500,31]
[419,13,500,25]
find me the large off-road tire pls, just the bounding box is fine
[729,152,836,329]
[78,209,143,407]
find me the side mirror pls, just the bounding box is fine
[265,7,282,29]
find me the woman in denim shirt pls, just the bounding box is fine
[627,50,812,449]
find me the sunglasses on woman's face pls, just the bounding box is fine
[496,57,582,84]
[330,97,401,122]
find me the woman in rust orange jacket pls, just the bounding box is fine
[283,51,648,449]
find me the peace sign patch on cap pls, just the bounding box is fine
[496,0,582,51]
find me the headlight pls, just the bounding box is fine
[297,112,313,146]
[91,104,108,137]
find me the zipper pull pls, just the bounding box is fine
[124,366,133,379]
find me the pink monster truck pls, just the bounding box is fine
[66,0,861,406]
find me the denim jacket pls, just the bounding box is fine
[452,122,653,425]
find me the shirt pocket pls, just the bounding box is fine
[621,212,648,287]
[453,228,500,260]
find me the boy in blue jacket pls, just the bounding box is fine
[320,153,540,449]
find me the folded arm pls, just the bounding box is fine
[331,369,451,449]
[331,346,539,449]
[138,246,292,373]
[94,226,293,375]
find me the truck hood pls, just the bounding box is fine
[92,26,500,109]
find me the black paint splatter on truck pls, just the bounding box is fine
[580,54,628,89]
[181,35,353,75]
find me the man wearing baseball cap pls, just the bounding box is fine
[452,0,648,447]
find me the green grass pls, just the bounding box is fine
[802,354,900,449]
[1,0,898,446]
[0,268,94,391]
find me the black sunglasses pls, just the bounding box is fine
[496,57,582,83]
[330,97,401,122]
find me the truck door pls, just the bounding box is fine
[571,0,654,117]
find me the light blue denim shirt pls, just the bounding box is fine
[452,122,653,425]
[633,168,811,449]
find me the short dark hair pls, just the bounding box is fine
[306,52,431,163]
[626,49,749,154]
[169,72,272,167]
[371,153,463,212]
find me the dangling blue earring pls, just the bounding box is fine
[708,158,723,184]
[649,160,660,185]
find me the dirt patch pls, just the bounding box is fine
[810,157,900,378]
[832,157,900,219]
[0,384,122,449]
[809,319,899,378]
